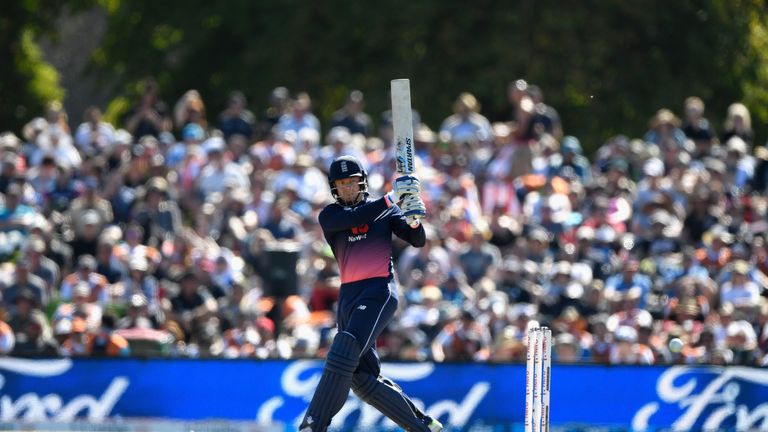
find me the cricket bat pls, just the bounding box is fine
[391,78,415,175]
[391,78,423,222]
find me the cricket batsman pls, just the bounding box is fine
[299,155,442,431]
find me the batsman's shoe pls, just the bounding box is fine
[426,417,443,432]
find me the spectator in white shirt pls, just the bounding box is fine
[74,107,115,156]
[720,260,761,309]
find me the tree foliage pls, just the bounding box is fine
[0,0,76,131]
[5,0,768,150]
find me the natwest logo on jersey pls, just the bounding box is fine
[349,224,369,242]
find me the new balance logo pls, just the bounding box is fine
[357,305,367,310]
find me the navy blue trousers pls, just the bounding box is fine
[337,277,398,376]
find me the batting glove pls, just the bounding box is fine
[393,175,421,202]
[401,194,426,227]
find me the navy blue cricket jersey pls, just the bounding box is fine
[319,196,425,284]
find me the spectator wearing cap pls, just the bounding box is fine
[721,102,754,146]
[54,281,103,332]
[720,260,761,311]
[440,92,493,148]
[74,106,116,156]
[166,123,205,169]
[60,255,109,304]
[7,287,50,335]
[119,255,160,310]
[643,108,686,149]
[4,259,47,307]
[330,90,373,137]
[723,136,755,192]
[21,117,48,160]
[524,226,554,267]
[725,319,759,365]
[0,132,20,161]
[633,158,671,223]
[549,136,591,184]
[218,91,255,141]
[69,209,103,260]
[67,176,114,235]
[695,226,733,274]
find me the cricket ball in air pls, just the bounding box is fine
[668,337,684,353]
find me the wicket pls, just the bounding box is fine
[525,326,552,432]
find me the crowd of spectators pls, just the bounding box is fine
[0,78,767,366]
